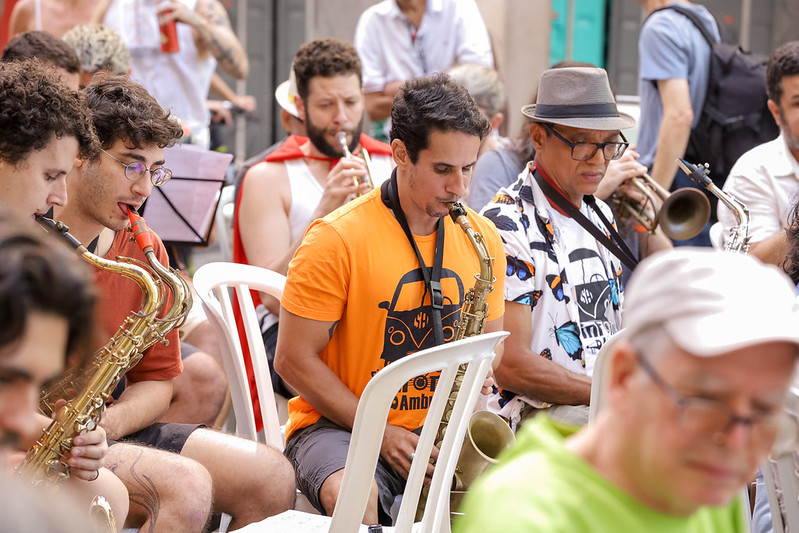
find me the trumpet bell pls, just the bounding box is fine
[658,188,711,241]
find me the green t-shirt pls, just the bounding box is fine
[453,416,745,533]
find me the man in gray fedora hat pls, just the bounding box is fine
[480,66,671,431]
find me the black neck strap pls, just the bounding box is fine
[533,168,638,271]
[381,168,446,345]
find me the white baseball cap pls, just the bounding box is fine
[274,64,300,119]
[623,248,799,357]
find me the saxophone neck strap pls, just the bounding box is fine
[532,168,638,271]
[381,169,446,345]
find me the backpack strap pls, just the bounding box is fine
[645,4,719,47]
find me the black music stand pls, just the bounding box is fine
[140,145,233,246]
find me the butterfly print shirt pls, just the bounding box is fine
[480,165,623,419]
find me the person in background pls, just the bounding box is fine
[233,39,394,425]
[447,63,509,160]
[354,0,494,141]
[633,0,720,246]
[1,29,80,88]
[62,23,129,88]
[100,0,249,150]
[457,247,799,532]
[718,41,799,263]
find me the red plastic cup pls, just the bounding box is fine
[159,10,179,53]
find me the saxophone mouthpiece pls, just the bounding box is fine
[128,206,154,252]
[677,158,713,190]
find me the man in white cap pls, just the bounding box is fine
[233,38,394,430]
[457,247,799,531]
[481,66,671,430]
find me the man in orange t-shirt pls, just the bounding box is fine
[55,74,295,531]
[276,72,506,525]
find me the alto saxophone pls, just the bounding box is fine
[415,203,514,521]
[677,159,751,253]
[18,215,161,486]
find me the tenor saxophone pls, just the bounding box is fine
[18,215,161,486]
[415,203,514,521]
[38,209,192,415]
[677,159,751,253]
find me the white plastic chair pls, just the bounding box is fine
[239,330,510,533]
[213,184,236,262]
[761,388,799,533]
[192,261,284,448]
[587,330,624,423]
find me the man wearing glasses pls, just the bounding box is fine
[480,67,671,430]
[457,248,799,531]
[54,74,296,531]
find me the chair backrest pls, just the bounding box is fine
[587,330,624,423]
[761,388,799,533]
[192,261,284,449]
[329,331,510,533]
[213,184,236,262]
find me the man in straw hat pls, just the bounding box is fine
[481,66,671,430]
[457,247,799,531]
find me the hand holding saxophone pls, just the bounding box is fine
[381,423,436,482]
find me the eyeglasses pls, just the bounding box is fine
[543,123,629,161]
[636,351,798,448]
[101,149,172,186]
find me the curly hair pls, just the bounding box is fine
[1,30,80,73]
[767,41,799,105]
[0,59,99,165]
[783,201,799,285]
[390,72,491,163]
[292,38,362,101]
[0,210,97,366]
[62,23,130,76]
[84,73,183,151]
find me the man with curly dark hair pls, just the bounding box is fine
[54,73,295,532]
[234,39,393,425]
[0,58,97,219]
[1,30,81,89]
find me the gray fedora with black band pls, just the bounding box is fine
[521,67,636,131]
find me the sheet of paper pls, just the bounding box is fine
[141,144,232,245]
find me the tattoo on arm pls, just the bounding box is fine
[196,0,247,77]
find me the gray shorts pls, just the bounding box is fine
[111,423,201,454]
[284,417,405,525]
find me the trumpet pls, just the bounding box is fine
[337,131,374,196]
[610,173,710,241]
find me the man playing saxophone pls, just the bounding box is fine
[0,58,129,529]
[718,41,799,264]
[275,72,506,526]
[480,67,671,431]
[54,74,295,532]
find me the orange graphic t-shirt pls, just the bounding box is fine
[282,188,506,440]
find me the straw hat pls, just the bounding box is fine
[521,67,635,130]
[274,65,300,119]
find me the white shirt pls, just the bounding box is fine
[718,133,799,245]
[354,0,494,94]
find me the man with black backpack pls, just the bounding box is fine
[718,41,799,265]
[635,0,778,246]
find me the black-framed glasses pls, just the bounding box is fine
[543,123,629,161]
[101,149,172,186]
[636,351,797,447]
